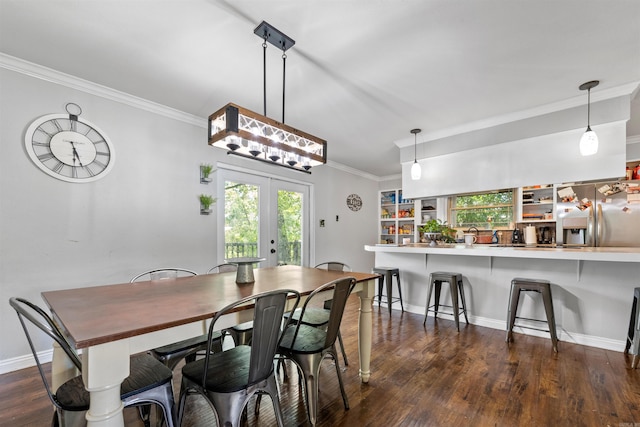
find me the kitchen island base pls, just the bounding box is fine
[365,245,640,352]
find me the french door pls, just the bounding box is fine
[216,167,310,267]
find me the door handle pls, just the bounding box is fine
[270,249,276,254]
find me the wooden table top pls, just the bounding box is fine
[41,265,377,349]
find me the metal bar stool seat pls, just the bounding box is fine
[372,267,404,314]
[624,287,640,368]
[423,271,469,331]
[506,277,558,352]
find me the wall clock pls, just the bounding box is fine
[346,193,362,211]
[24,103,115,183]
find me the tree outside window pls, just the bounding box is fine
[449,189,514,230]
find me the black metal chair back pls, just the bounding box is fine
[287,277,356,352]
[10,297,81,409]
[207,263,238,274]
[130,267,197,282]
[178,288,300,427]
[314,261,352,272]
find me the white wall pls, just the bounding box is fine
[0,67,378,372]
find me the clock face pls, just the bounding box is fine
[346,194,362,211]
[24,113,115,183]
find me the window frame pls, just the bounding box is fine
[448,188,515,231]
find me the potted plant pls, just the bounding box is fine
[419,219,456,244]
[199,194,216,214]
[200,163,214,183]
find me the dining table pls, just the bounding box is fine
[41,265,378,427]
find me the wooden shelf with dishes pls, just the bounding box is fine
[378,189,415,244]
[518,184,556,223]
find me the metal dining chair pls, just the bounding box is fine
[10,297,176,427]
[278,276,357,426]
[130,268,223,370]
[207,263,238,274]
[284,262,351,365]
[206,263,255,347]
[177,288,300,427]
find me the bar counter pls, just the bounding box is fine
[365,243,640,262]
[365,243,640,352]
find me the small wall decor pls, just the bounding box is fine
[199,194,216,215]
[346,193,362,211]
[200,163,214,183]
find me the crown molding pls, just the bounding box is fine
[0,52,206,128]
[1,53,390,181]
[395,80,640,148]
[325,160,383,181]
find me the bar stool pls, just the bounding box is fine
[423,271,469,331]
[624,287,640,368]
[506,277,558,352]
[373,267,404,314]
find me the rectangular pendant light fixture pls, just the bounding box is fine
[208,103,327,172]
[208,21,327,173]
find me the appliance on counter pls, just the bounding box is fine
[524,225,537,245]
[511,229,522,244]
[556,181,640,247]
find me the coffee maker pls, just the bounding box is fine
[540,226,551,244]
[511,229,522,244]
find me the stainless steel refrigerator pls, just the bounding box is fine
[556,181,640,247]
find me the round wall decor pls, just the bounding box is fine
[346,193,362,211]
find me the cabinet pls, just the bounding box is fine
[379,189,415,244]
[518,185,556,222]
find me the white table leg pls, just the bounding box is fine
[51,341,79,392]
[357,278,375,383]
[82,340,130,427]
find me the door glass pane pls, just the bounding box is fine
[224,181,259,259]
[277,189,302,266]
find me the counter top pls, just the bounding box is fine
[364,243,640,262]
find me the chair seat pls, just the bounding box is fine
[151,332,222,357]
[287,307,330,326]
[56,353,173,411]
[182,345,258,393]
[230,321,254,333]
[280,324,327,354]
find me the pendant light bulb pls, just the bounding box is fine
[579,80,599,156]
[411,160,421,180]
[579,126,598,156]
[410,128,422,181]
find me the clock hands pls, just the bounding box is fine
[64,139,84,167]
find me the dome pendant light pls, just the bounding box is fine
[579,80,599,156]
[410,128,422,180]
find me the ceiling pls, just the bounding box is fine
[1,0,639,178]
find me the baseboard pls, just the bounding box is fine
[397,302,626,352]
[0,349,52,375]
[2,304,626,374]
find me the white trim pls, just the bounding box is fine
[627,135,640,145]
[395,81,640,148]
[0,52,205,128]
[0,348,53,375]
[325,160,381,181]
[1,53,382,180]
[402,303,625,353]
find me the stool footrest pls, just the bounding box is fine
[426,304,466,317]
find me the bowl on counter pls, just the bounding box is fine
[475,234,493,244]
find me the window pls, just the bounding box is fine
[449,189,514,230]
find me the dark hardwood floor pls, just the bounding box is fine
[2,295,639,426]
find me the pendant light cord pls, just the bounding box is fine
[262,40,267,117]
[587,87,591,129]
[282,52,287,123]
